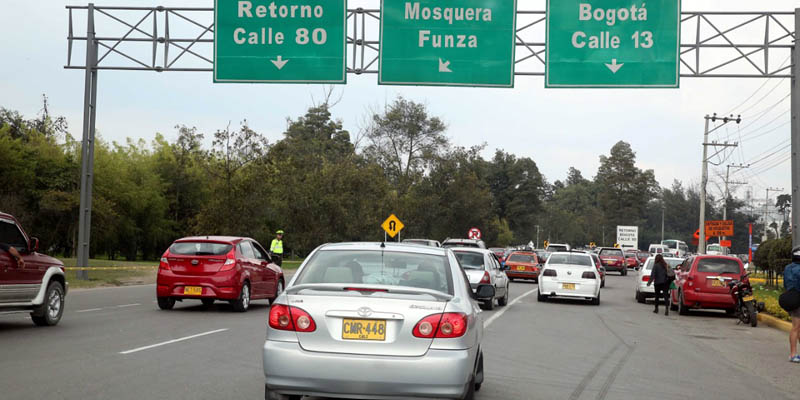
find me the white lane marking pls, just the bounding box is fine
[484,288,538,328]
[119,329,229,355]
[116,303,141,308]
[76,308,103,313]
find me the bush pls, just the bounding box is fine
[754,286,791,322]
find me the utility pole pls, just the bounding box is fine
[698,114,741,254]
[764,187,783,240]
[661,203,665,242]
[722,164,749,244]
[792,8,800,248]
[534,225,540,249]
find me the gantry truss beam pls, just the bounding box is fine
[66,6,795,78]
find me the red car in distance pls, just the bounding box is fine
[489,247,508,264]
[597,247,627,276]
[156,236,284,312]
[670,255,747,315]
[503,251,540,282]
[624,253,639,269]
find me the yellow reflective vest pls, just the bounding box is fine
[270,239,283,254]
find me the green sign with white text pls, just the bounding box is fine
[546,0,680,88]
[214,0,346,83]
[379,0,517,87]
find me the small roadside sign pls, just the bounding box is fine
[468,227,482,240]
[381,214,405,238]
[543,240,550,248]
[589,242,596,248]
[614,243,620,248]
[720,240,732,248]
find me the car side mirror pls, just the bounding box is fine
[474,284,495,299]
[29,237,39,253]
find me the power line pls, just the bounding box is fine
[722,55,790,116]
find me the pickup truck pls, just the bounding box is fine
[0,211,67,326]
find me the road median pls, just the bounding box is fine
[757,313,792,333]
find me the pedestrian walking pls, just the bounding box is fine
[0,242,25,268]
[782,246,800,363]
[647,254,671,316]
[270,229,284,267]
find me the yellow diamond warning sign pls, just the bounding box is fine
[381,214,405,238]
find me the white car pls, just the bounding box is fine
[635,256,685,303]
[452,248,510,310]
[537,252,601,305]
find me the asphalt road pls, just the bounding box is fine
[1,273,798,400]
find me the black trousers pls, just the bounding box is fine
[654,283,670,309]
[272,254,282,266]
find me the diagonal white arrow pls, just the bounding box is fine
[605,59,624,74]
[271,55,288,70]
[438,58,452,73]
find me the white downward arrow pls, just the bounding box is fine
[438,58,452,73]
[271,56,288,70]
[605,59,624,74]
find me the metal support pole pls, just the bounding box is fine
[535,225,540,249]
[661,205,665,243]
[792,8,800,248]
[76,3,98,279]
[699,117,711,254]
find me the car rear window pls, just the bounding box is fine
[547,245,568,252]
[644,258,684,271]
[599,249,623,257]
[508,254,536,263]
[547,253,593,267]
[696,258,741,274]
[454,252,485,270]
[170,242,233,256]
[295,250,454,294]
[443,242,478,248]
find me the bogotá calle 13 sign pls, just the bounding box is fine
[214,0,347,83]
[546,0,681,88]
[379,0,517,87]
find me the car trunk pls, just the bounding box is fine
[694,258,743,294]
[507,262,535,272]
[287,291,448,356]
[548,265,592,285]
[167,255,227,276]
[465,269,487,285]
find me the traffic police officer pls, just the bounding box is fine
[270,230,284,266]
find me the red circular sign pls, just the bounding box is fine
[468,227,482,240]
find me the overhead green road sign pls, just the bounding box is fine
[546,0,680,88]
[214,0,346,83]
[379,0,517,87]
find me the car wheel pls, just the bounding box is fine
[264,385,301,400]
[474,352,484,391]
[591,294,600,306]
[498,285,509,306]
[537,289,546,302]
[157,296,175,310]
[31,281,65,326]
[231,282,250,312]
[621,269,628,276]
[509,277,515,282]
[269,280,284,306]
[636,290,645,304]
[201,298,215,307]
[678,292,689,315]
[600,279,605,288]
[482,297,494,310]
[461,375,476,400]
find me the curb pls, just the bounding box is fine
[64,266,157,270]
[758,313,792,333]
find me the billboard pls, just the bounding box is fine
[616,226,639,249]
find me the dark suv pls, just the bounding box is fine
[0,212,67,326]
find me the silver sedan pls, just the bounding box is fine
[452,247,510,310]
[262,242,493,400]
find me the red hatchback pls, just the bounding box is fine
[504,251,540,282]
[670,255,746,315]
[156,236,284,312]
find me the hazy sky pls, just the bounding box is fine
[1,0,797,204]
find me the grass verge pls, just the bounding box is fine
[66,268,157,289]
[753,285,791,322]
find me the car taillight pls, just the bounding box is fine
[581,271,596,279]
[268,305,316,332]
[542,269,557,277]
[642,276,649,282]
[159,256,170,271]
[480,271,490,284]
[219,250,237,271]
[413,313,468,338]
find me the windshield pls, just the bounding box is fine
[170,241,232,256]
[443,242,478,248]
[507,254,536,263]
[696,258,741,274]
[662,240,678,249]
[547,253,593,267]
[294,250,453,294]
[599,249,623,257]
[454,251,485,270]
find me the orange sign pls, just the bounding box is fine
[720,240,732,248]
[704,220,734,237]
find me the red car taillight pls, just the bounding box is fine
[159,251,170,270]
[479,271,490,284]
[642,276,649,282]
[219,249,237,271]
[268,305,316,332]
[413,313,468,338]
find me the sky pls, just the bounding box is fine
[1,0,797,206]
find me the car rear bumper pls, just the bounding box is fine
[156,270,240,300]
[539,279,599,299]
[638,284,655,295]
[263,340,472,399]
[602,264,625,272]
[505,270,539,279]
[682,290,736,309]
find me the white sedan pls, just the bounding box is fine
[635,256,684,303]
[537,252,601,305]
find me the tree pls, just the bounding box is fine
[776,194,791,222]
[487,150,546,241]
[363,97,448,196]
